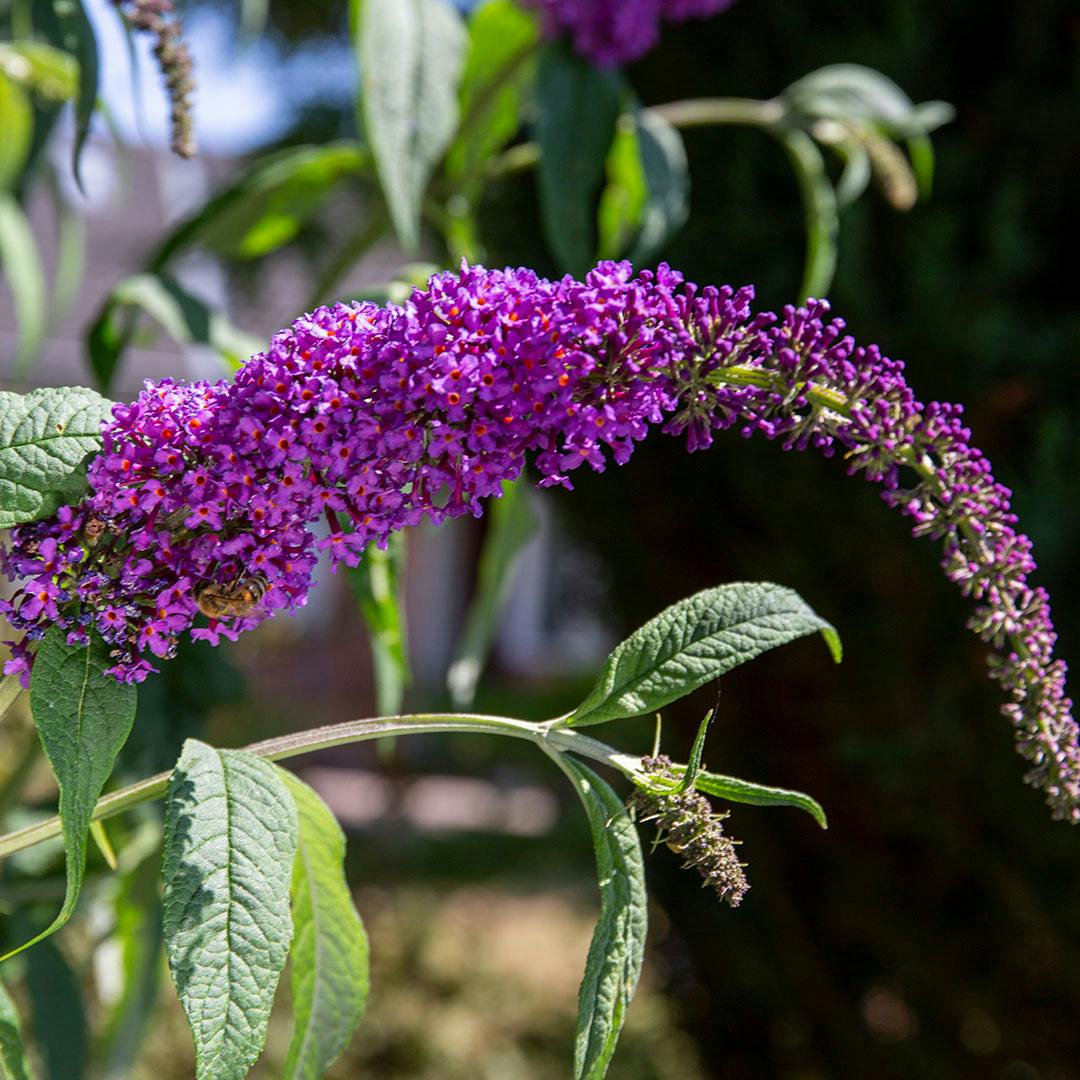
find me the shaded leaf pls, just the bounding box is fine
[48,0,99,190]
[0,978,34,1080]
[347,534,410,716]
[534,43,623,276]
[0,194,47,379]
[151,143,368,267]
[447,478,537,707]
[0,630,137,962]
[0,384,114,528]
[445,0,539,186]
[24,938,86,1080]
[162,740,297,1080]
[354,0,467,251]
[279,771,369,1080]
[560,757,646,1080]
[569,582,841,728]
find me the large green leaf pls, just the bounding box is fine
[569,583,841,728]
[0,631,137,962]
[0,75,32,191]
[0,385,114,528]
[354,0,467,251]
[560,758,647,1080]
[280,771,369,1080]
[87,274,263,392]
[446,477,537,707]
[0,194,47,379]
[534,43,623,276]
[0,979,34,1080]
[162,740,298,1080]
[444,0,539,187]
[151,143,368,267]
[346,534,410,716]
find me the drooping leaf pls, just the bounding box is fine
[560,757,647,1080]
[677,768,828,829]
[48,0,99,190]
[347,534,410,716]
[534,43,623,276]
[631,108,689,262]
[88,274,263,392]
[0,978,34,1080]
[23,938,87,1080]
[0,42,79,102]
[353,0,467,251]
[162,740,298,1080]
[0,75,32,191]
[99,833,165,1080]
[444,0,539,187]
[0,384,114,528]
[0,193,47,379]
[569,583,841,728]
[784,64,954,139]
[0,630,138,962]
[279,770,369,1080]
[447,478,537,707]
[150,143,368,268]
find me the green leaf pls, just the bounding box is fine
[0,630,138,962]
[444,0,539,187]
[447,478,537,707]
[569,583,841,728]
[88,274,263,392]
[151,143,368,268]
[23,938,87,1080]
[48,0,99,190]
[354,0,467,251]
[0,42,79,102]
[0,384,114,529]
[0,75,32,190]
[597,113,646,261]
[560,757,647,1080]
[279,770,369,1080]
[162,740,298,1080]
[0,978,34,1080]
[0,193,47,379]
[534,43,623,276]
[677,768,828,829]
[631,108,689,262]
[347,534,411,716]
[784,64,954,139]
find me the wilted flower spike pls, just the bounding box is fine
[630,755,750,908]
[1,258,1075,822]
[113,0,196,158]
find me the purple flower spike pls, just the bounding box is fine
[1,260,1075,822]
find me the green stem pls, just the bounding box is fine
[0,713,640,861]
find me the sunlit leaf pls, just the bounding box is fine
[353,0,467,251]
[0,75,32,190]
[569,582,841,728]
[280,771,369,1080]
[560,757,647,1080]
[0,42,78,102]
[162,740,297,1080]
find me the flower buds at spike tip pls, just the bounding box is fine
[0,258,1075,822]
[630,755,750,908]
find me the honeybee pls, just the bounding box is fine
[193,575,269,619]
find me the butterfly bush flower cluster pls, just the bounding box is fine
[1,260,1076,820]
[526,0,737,67]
